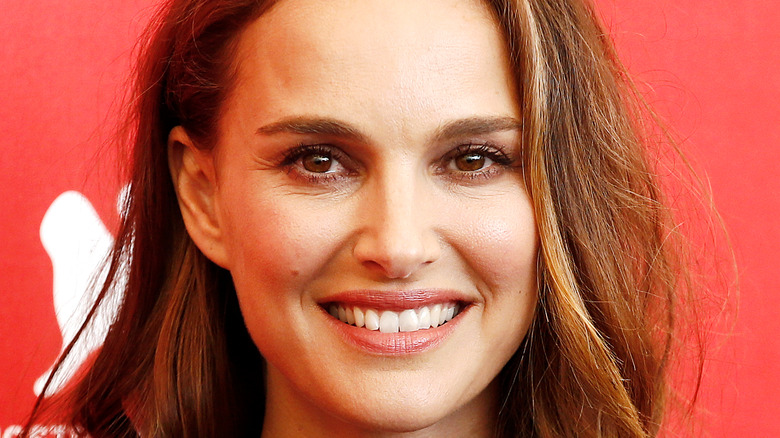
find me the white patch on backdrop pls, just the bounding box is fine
[35,189,127,396]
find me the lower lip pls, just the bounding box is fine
[324,308,465,355]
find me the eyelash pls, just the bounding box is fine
[280,142,514,184]
[280,144,354,184]
[439,143,514,182]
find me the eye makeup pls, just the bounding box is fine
[437,142,516,182]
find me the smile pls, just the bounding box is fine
[327,303,462,333]
[317,290,472,354]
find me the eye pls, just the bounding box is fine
[280,144,357,185]
[453,152,491,172]
[442,143,512,179]
[301,152,334,173]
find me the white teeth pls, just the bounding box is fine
[379,310,400,333]
[445,305,455,321]
[364,309,380,331]
[430,304,442,328]
[417,306,431,329]
[399,309,419,332]
[329,303,462,333]
[354,307,365,328]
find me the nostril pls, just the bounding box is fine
[361,259,416,279]
[352,210,441,279]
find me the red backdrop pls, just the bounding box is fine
[1,0,777,435]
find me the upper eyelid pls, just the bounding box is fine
[281,144,347,164]
[280,141,514,169]
[280,144,362,181]
[440,142,513,163]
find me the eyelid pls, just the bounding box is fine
[279,143,361,187]
[431,142,518,185]
[286,143,365,170]
[440,142,514,167]
[281,144,340,166]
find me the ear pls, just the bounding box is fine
[168,126,230,268]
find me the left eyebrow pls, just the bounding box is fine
[431,116,522,142]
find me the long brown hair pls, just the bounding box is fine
[25,0,697,436]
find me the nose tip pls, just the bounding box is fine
[356,237,439,279]
[352,203,441,280]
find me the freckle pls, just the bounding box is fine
[291,269,300,277]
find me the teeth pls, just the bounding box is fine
[418,306,431,329]
[379,311,399,333]
[328,303,461,333]
[430,304,442,328]
[365,309,380,331]
[354,307,365,328]
[399,309,419,332]
[338,306,348,323]
[445,306,455,322]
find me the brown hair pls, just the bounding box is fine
[25,0,698,436]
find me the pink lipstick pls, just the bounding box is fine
[318,289,470,355]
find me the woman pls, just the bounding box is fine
[26,0,692,436]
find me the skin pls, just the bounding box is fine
[169,0,539,436]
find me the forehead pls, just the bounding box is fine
[228,0,518,135]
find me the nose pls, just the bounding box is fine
[353,173,441,279]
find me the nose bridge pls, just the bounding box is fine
[353,163,440,279]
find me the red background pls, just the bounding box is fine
[1,0,777,435]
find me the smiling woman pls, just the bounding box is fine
[25,0,692,437]
[171,4,539,432]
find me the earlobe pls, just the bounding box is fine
[167,126,230,268]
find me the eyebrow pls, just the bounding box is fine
[431,116,522,142]
[255,115,522,143]
[256,117,369,142]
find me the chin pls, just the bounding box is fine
[332,398,467,435]
[311,374,497,436]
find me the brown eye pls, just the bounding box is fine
[302,153,332,173]
[455,153,486,171]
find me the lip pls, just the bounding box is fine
[319,289,470,311]
[317,289,472,355]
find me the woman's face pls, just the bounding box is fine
[193,0,538,434]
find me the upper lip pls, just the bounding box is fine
[317,289,472,311]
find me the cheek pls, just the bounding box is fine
[458,193,538,360]
[218,193,357,360]
[226,205,307,287]
[219,191,350,316]
[452,193,538,291]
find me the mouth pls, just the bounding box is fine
[316,290,472,355]
[323,302,463,334]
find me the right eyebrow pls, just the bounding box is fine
[255,117,369,143]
